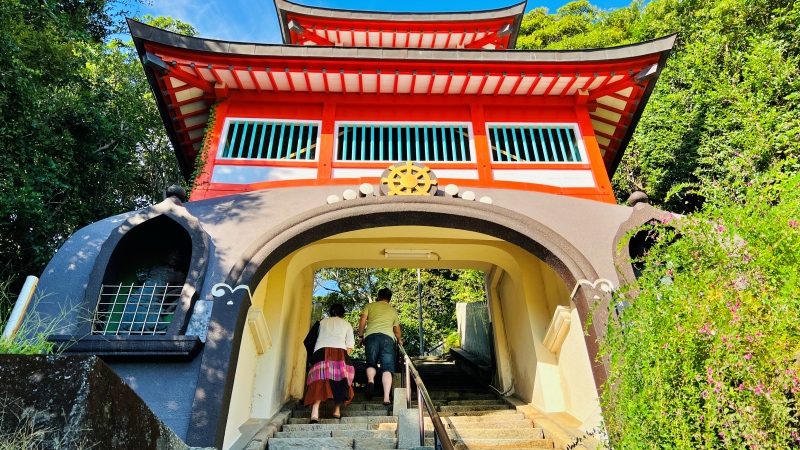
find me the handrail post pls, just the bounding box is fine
[405,356,411,409]
[418,386,424,446]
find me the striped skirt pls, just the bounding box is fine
[304,347,355,406]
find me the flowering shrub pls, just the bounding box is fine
[601,168,800,448]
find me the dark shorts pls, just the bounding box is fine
[364,333,396,374]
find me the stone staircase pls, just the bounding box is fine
[266,356,555,449]
[267,393,398,450]
[411,357,555,450]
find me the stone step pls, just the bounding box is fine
[426,391,494,400]
[294,402,389,411]
[274,430,333,439]
[340,416,398,425]
[446,428,545,439]
[353,437,397,450]
[438,405,510,413]
[289,418,340,425]
[282,423,370,432]
[332,429,397,439]
[438,409,519,417]
[447,419,533,429]
[444,399,506,406]
[452,438,555,449]
[267,437,353,450]
[293,409,389,418]
[443,413,525,423]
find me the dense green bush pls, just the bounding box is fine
[601,166,800,448]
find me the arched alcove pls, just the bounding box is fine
[95,215,191,335]
[51,198,210,360]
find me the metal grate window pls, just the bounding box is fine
[336,123,472,162]
[92,284,182,335]
[488,125,583,163]
[221,120,319,160]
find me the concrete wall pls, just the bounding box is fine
[456,302,492,363]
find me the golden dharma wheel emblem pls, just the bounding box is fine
[380,161,438,196]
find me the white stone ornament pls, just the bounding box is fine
[479,197,493,204]
[211,283,253,305]
[343,189,357,200]
[444,184,459,197]
[359,183,374,196]
[327,194,340,204]
[462,191,476,201]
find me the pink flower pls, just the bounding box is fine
[663,343,669,349]
[789,220,798,228]
[717,225,726,232]
[744,353,752,361]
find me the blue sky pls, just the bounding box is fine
[132,0,632,44]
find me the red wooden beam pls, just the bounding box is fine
[247,68,262,93]
[265,68,278,92]
[460,72,472,95]
[207,65,224,85]
[542,75,560,96]
[588,75,634,101]
[560,74,580,97]
[426,71,436,95]
[526,74,543,96]
[476,72,490,95]
[393,70,399,95]
[303,69,312,93]
[288,20,335,46]
[464,24,511,49]
[358,70,363,94]
[285,69,296,93]
[410,71,417,95]
[493,73,506,96]
[166,66,214,94]
[322,69,330,94]
[340,70,346,94]
[229,66,244,90]
[509,73,525,95]
[444,71,454,94]
[444,31,453,49]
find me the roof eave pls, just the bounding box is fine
[273,0,528,46]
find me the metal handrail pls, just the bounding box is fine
[398,345,455,450]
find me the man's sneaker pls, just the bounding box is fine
[365,381,375,400]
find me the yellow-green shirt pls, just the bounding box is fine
[362,301,399,340]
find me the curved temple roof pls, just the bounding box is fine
[273,0,528,49]
[128,17,675,180]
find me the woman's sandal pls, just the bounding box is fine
[309,417,319,424]
[332,413,341,419]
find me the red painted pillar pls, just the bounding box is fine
[470,102,493,182]
[317,101,336,180]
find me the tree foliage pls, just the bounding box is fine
[0,1,191,317]
[602,164,800,448]
[314,268,486,357]
[516,0,800,212]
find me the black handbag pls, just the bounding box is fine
[303,320,320,366]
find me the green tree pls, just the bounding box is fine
[314,268,486,356]
[515,0,800,212]
[0,1,193,318]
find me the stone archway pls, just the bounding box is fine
[185,196,610,448]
